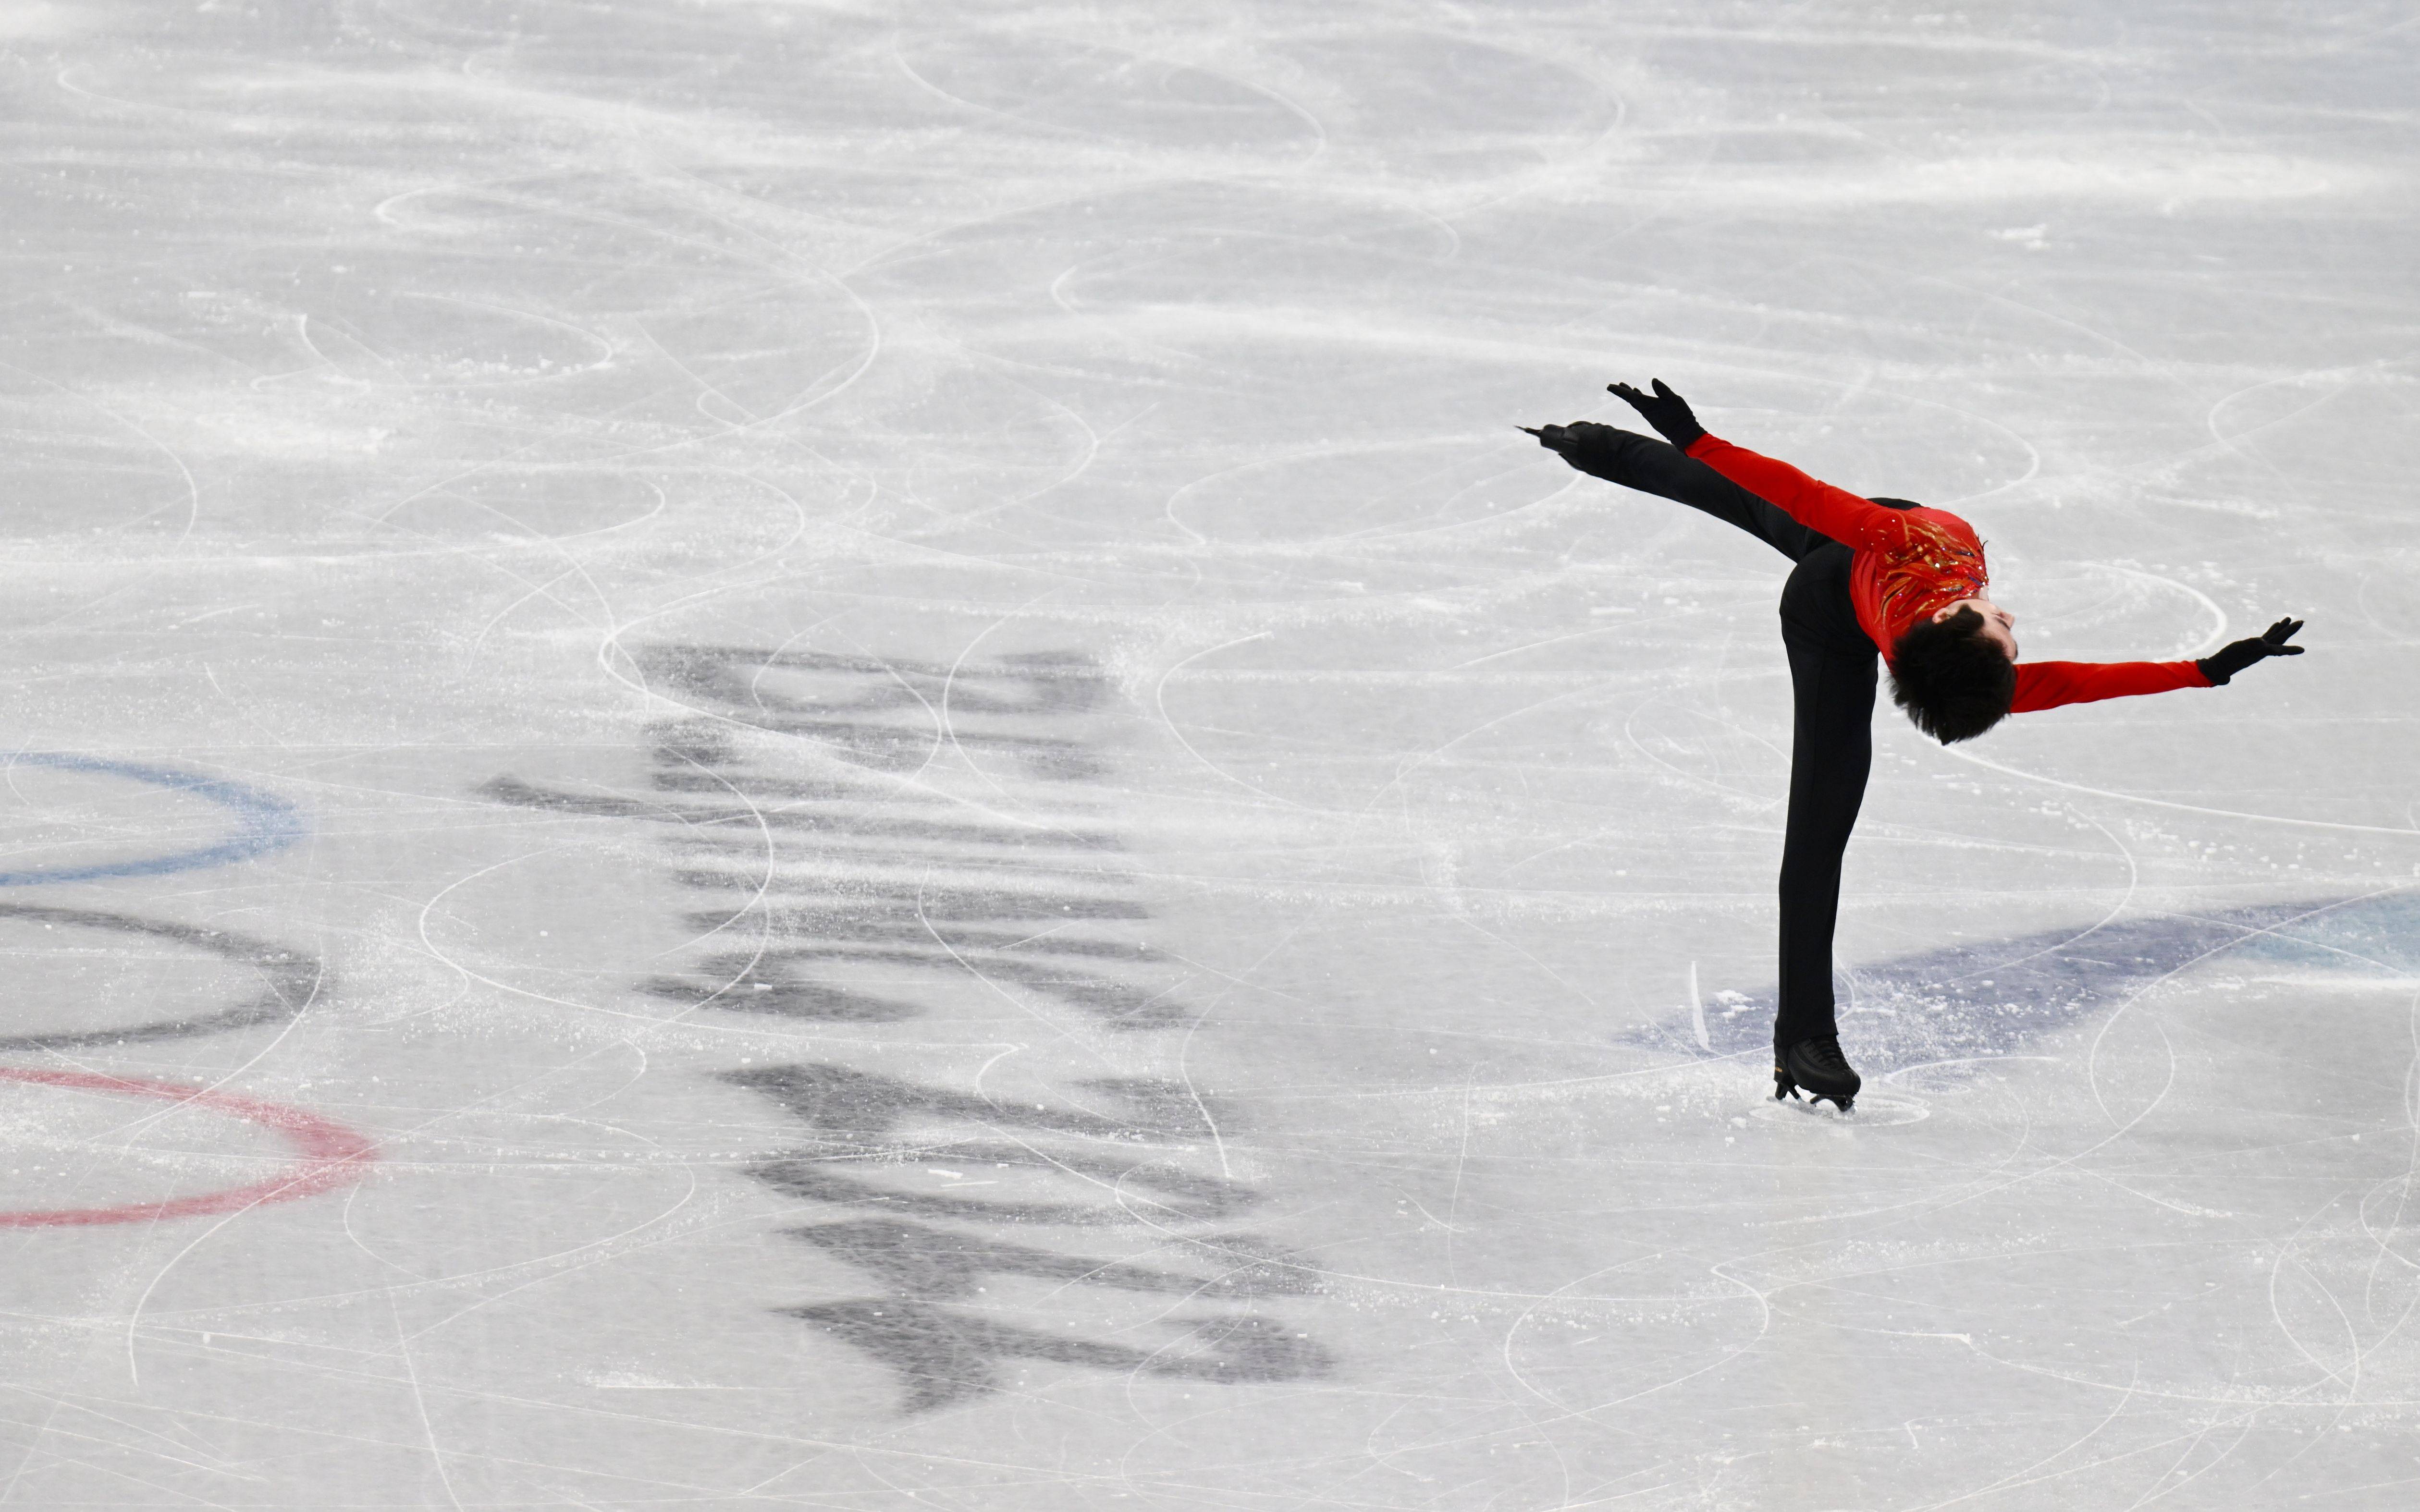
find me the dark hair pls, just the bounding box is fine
[1868,497,1923,512]
[1889,606,2015,743]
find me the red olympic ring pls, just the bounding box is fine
[0,1068,375,1228]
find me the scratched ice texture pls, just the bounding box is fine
[1,1,2417,1508]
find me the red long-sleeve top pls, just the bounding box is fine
[1682,434,2212,713]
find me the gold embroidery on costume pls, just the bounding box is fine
[1872,516,1988,642]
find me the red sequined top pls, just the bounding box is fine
[1683,434,2212,713]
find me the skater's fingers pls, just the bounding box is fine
[1652,378,1680,399]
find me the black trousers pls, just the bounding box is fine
[1575,431,1879,1051]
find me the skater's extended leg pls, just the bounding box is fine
[1536,424,1828,561]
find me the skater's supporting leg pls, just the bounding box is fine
[1535,424,1828,561]
[1775,640,1875,1048]
[1773,545,1879,1054]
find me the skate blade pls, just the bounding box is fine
[1774,1070,1849,1112]
[1751,1090,1929,1126]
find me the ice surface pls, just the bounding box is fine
[2,1,2417,1507]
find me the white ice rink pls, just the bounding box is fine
[3,1,2417,1507]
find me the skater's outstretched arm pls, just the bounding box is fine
[2010,660,2209,711]
[1606,380,1925,551]
[2009,619,2305,712]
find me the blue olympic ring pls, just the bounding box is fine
[0,754,304,885]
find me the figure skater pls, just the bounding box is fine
[1526,379,2306,1110]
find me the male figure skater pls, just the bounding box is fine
[1528,379,2306,1110]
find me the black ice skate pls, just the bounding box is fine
[1773,1035,1860,1111]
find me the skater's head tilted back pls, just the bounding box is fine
[1890,600,2018,743]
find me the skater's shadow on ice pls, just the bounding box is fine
[1622,890,2420,1075]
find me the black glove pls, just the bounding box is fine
[1522,421,1652,483]
[2197,618,2305,685]
[1606,378,1707,449]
